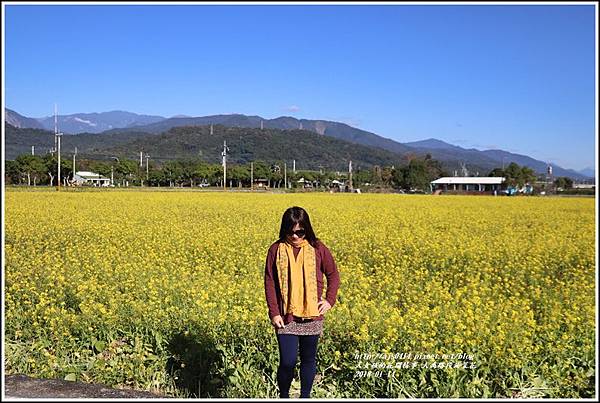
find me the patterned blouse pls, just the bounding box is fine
[276,316,324,336]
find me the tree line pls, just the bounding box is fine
[488,161,574,190]
[5,152,451,190]
[8,152,572,192]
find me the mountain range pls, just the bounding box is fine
[6,108,164,134]
[4,108,594,180]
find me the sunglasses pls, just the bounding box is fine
[287,229,306,238]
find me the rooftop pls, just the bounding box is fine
[431,177,505,185]
[75,171,109,180]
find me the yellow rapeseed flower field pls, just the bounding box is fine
[4,189,596,398]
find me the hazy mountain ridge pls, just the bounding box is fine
[578,167,595,178]
[479,149,591,180]
[4,108,592,180]
[5,108,45,130]
[102,114,414,155]
[99,125,411,171]
[4,124,157,160]
[4,123,415,172]
[6,109,166,134]
[403,141,591,180]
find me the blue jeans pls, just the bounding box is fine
[276,333,319,398]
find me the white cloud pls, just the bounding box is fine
[74,117,97,127]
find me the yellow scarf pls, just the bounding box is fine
[276,239,320,318]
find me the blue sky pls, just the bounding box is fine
[3,3,597,171]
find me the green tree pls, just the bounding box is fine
[178,159,197,187]
[209,164,224,186]
[490,163,536,187]
[15,155,46,186]
[163,160,183,187]
[518,166,536,187]
[252,160,271,187]
[488,167,505,177]
[371,165,383,185]
[424,156,448,180]
[5,160,22,184]
[554,176,573,190]
[298,170,316,184]
[503,162,522,187]
[391,166,404,188]
[270,163,283,188]
[228,164,250,187]
[353,168,373,186]
[287,170,301,188]
[147,168,165,187]
[382,166,396,187]
[112,159,138,186]
[192,161,212,186]
[42,153,72,186]
[404,159,429,191]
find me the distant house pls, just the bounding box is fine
[329,179,345,192]
[254,178,269,188]
[430,177,505,193]
[296,177,315,188]
[73,171,111,187]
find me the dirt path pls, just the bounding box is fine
[4,374,165,399]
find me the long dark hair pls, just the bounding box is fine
[278,206,319,247]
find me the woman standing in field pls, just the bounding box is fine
[264,206,340,398]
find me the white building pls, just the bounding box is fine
[73,171,111,187]
[573,183,595,189]
[430,177,505,193]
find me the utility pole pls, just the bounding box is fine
[293,159,296,173]
[222,140,229,190]
[349,160,353,192]
[145,153,150,183]
[31,146,35,155]
[251,162,254,191]
[57,128,62,189]
[546,163,554,194]
[260,120,264,130]
[284,162,287,189]
[139,150,144,187]
[72,147,77,180]
[112,157,119,187]
[54,107,58,154]
[55,104,63,191]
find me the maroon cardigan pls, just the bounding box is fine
[264,240,340,324]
